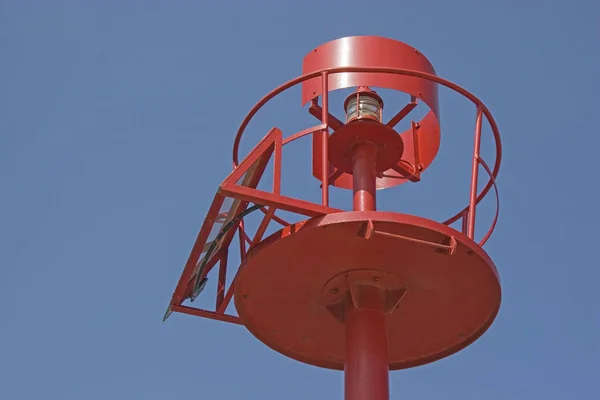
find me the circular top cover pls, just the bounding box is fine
[304,36,442,190]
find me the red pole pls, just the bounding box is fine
[351,143,377,211]
[345,141,389,400]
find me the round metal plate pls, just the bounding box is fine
[234,211,501,370]
[328,121,404,174]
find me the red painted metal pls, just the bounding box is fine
[387,96,418,129]
[303,36,440,190]
[234,212,500,370]
[345,137,388,400]
[328,120,404,175]
[321,71,330,207]
[351,142,378,212]
[231,66,501,228]
[168,127,279,307]
[165,36,503,400]
[171,305,243,325]
[468,107,484,238]
[345,285,389,400]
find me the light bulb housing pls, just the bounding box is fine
[344,87,384,123]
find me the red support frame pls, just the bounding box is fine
[166,65,502,325]
[164,37,503,400]
[386,96,418,129]
[166,126,341,323]
[231,66,502,247]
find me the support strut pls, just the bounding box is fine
[351,142,378,212]
[345,285,389,400]
[345,141,389,400]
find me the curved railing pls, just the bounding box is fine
[231,67,501,246]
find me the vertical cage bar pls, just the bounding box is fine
[273,134,282,194]
[321,71,330,206]
[467,107,483,239]
[461,210,469,235]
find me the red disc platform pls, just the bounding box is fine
[234,211,501,370]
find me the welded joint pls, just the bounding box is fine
[347,280,407,316]
[322,269,407,323]
[309,100,344,131]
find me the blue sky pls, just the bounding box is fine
[1,1,599,399]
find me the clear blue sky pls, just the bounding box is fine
[1,1,598,399]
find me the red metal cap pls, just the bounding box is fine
[303,36,441,190]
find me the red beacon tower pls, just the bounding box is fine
[165,36,502,400]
